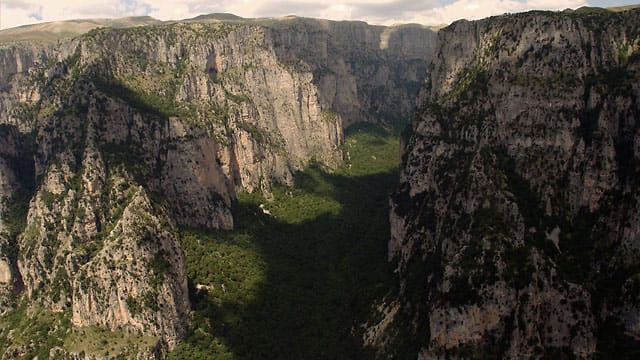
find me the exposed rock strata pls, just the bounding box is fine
[266,19,436,126]
[0,16,434,355]
[382,8,640,359]
[0,22,345,350]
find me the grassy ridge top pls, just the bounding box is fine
[0,16,161,44]
[608,4,640,12]
[0,11,431,45]
[2,4,637,44]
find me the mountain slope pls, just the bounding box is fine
[382,8,640,359]
[0,16,162,44]
[0,22,343,354]
[1,14,437,127]
[0,16,434,358]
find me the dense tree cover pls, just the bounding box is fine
[171,123,401,359]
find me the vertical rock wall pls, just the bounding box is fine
[383,9,640,359]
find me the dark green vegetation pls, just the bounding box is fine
[170,123,400,358]
[0,303,71,359]
[0,303,159,358]
[0,124,401,358]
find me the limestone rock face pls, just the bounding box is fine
[268,19,437,127]
[71,184,189,349]
[0,22,338,351]
[383,9,640,359]
[0,15,435,355]
[76,24,346,194]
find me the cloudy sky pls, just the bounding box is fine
[0,0,636,30]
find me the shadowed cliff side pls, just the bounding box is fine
[381,8,640,359]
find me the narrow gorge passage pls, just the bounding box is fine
[172,123,402,358]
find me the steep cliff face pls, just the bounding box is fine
[267,18,436,127]
[78,23,344,195]
[383,8,640,358]
[0,15,434,357]
[0,21,346,353]
[71,183,189,349]
[0,16,437,130]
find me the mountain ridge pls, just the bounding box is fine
[0,13,437,45]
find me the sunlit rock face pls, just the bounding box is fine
[0,16,436,353]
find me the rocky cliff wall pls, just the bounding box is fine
[0,16,434,354]
[381,8,640,359]
[0,22,346,350]
[267,19,436,127]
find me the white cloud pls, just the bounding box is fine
[321,4,354,20]
[0,1,43,29]
[0,0,591,30]
[147,0,212,21]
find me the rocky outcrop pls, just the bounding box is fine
[71,182,189,349]
[1,16,438,131]
[0,21,344,352]
[382,8,640,359]
[267,18,437,127]
[80,23,344,194]
[0,14,435,357]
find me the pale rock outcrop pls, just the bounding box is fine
[268,19,437,127]
[72,184,189,349]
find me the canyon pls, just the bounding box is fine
[1,6,639,359]
[0,14,435,358]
